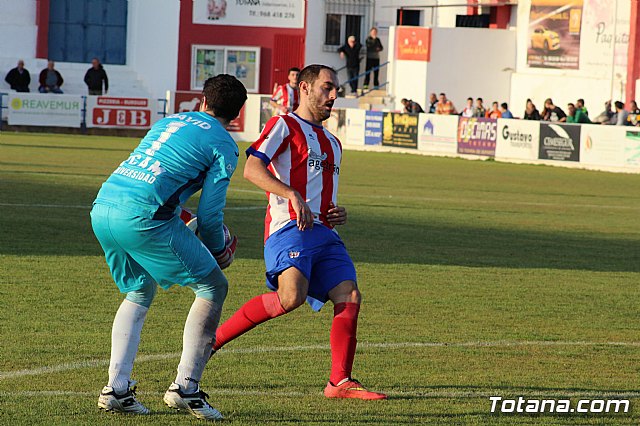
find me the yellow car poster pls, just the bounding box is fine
[527,0,583,69]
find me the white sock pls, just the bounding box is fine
[107,299,149,393]
[175,298,222,393]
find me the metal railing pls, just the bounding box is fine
[339,61,389,98]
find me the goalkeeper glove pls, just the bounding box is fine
[213,234,237,270]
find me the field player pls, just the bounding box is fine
[211,64,387,400]
[90,74,246,420]
[270,66,300,114]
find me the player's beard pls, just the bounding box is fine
[308,91,332,122]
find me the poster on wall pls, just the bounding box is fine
[457,117,497,156]
[192,0,304,28]
[364,111,383,145]
[382,112,418,149]
[395,27,432,61]
[192,45,260,93]
[527,0,583,69]
[623,130,640,168]
[418,114,458,154]
[538,122,581,162]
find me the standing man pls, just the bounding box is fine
[91,74,247,420]
[338,36,362,94]
[38,60,63,93]
[364,27,383,90]
[211,64,387,401]
[270,67,300,114]
[84,57,109,95]
[4,60,31,92]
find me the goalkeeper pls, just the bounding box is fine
[90,74,246,420]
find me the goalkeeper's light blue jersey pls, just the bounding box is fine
[94,111,238,254]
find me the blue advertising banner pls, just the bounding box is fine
[365,111,383,145]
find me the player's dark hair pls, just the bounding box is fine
[501,102,508,110]
[298,64,336,87]
[288,67,301,73]
[202,74,247,121]
[614,101,624,109]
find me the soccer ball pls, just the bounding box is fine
[183,213,231,245]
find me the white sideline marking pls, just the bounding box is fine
[0,202,264,211]
[2,340,639,381]
[4,389,640,399]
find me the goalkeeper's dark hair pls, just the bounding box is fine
[202,74,247,121]
[298,64,336,87]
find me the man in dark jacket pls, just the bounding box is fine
[85,58,109,95]
[364,27,383,90]
[338,36,362,94]
[5,60,31,92]
[38,61,64,93]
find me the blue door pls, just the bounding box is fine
[48,0,127,65]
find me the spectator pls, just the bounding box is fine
[542,98,566,122]
[428,93,437,113]
[523,99,540,120]
[460,98,475,117]
[473,98,486,117]
[576,98,588,117]
[566,103,591,124]
[4,59,31,92]
[592,100,613,124]
[628,100,640,126]
[401,98,424,113]
[608,101,629,126]
[363,27,383,90]
[486,101,501,119]
[500,102,514,118]
[435,93,456,115]
[38,60,63,94]
[338,35,362,94]
[84,58,109,95]
[270,67,300,114]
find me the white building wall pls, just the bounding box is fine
[127,0,180,98]
[0,0,37,59]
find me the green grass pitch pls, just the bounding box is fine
[1,131,639,425]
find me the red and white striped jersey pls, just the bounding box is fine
[271,84,299,112]
[247,113,343,241]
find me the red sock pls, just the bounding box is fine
[329,302,360,385]
[213,292,287,350]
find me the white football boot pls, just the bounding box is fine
[98,380,150,414]
[163,382,223,421]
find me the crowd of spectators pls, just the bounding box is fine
[405,92,640,127]
[4,58,109,95]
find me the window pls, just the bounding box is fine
[324,0,373,49]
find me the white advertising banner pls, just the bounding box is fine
[8,94,82,127]
[417,114,458,154]
[579,124,625,167]
[622,129,640,169]
[86,97,159,129]
[496,118,540,161]
[345,109,366,146]
[192,0,304,28]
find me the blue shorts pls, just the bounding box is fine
[264,221,357,311]
[90,203,221,293]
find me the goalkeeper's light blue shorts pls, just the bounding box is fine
[264,221,357,312]
[90,203,220,293]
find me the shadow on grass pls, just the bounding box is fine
[1,181,638,274]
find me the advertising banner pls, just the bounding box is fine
[418,114,458,154]
[345,109,366,146]
[623,130,640,168]
[323,108,346,142]
[457,117,497,156]
[527,0,583,70]
[495,118,540,161]
[382,112,418,149]
[364,111,383,146]
[87,96,158,129]
[579,124,624,167]
[192,45,260,93]
[192,0,304,28]
[538,122,581,161]
[395,27,432,61]
[8,94,82,127]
